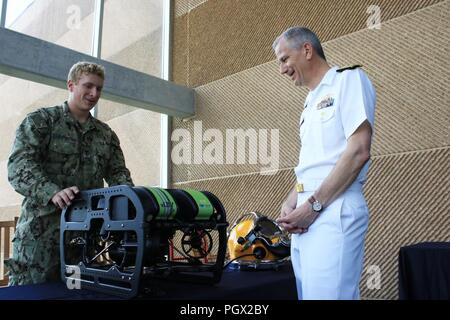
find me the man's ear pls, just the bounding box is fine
[67,79,74,92]
[304,42,313,60]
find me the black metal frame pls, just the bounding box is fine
[60,185,227,299]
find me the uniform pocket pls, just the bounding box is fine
[46,137,80,175]
[83,143,110,178]
[327,197,345,232]
[339,192,369,234]
[48,139,79,156]
[319,106,345,152]
[93,144,110,165]
[318,108,336,122]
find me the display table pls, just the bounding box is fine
[0,263,297,300]
[399,242,450,300]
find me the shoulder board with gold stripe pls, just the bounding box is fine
[336,65,362,73]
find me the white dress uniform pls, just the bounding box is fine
[291,66,376,300]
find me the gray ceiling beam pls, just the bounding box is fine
[0,27,195,118]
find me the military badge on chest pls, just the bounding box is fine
[316,94,335,110]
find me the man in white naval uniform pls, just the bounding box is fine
[273,27,376,300]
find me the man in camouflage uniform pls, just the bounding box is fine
[5,61,134,285]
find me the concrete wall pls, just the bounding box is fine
[171,0,450,299]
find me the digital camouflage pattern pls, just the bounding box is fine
[5,102,133,285]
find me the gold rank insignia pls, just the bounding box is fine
[316,94,335,110]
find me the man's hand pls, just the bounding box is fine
[280,201,295,219]
[277,201,319,234]
[51,186,80,209]
[280,186,298,219]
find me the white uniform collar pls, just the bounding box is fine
[304,66,339,108]
[313,66,339,90]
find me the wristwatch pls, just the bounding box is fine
[308,195,323,213]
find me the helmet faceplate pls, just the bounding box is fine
[227,212,290,266]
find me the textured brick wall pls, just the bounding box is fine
[172,0,443,87]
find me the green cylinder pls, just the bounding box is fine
[183,189,214,220]
[145,187,177,220]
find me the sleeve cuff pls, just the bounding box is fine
[344,116,370,140]
[38,183,61,206]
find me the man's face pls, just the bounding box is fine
[275,37,306,87]
[67,73,104,112]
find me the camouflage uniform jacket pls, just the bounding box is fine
[6,102,133,283]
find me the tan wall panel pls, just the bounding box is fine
[171,61,304,182]
[172,0,443,86]
[174,0,208,17]
[172,1,450,183]
[172,14,188,85]
[361,147,450,299]
[325,1,450,156]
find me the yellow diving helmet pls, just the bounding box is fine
[227,212,290,269]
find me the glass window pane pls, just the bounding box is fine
[99,0,164,186]
[98,101,161,187]
[1,0,165,213]
[6,0,95,55]
[5,0,34,27]
[101,0,163,76]
[0,77,67,223]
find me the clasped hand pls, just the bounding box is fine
[277,201,320,234]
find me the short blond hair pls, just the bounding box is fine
[68,61,105,83]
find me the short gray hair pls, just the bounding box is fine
[272,27,326,61]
